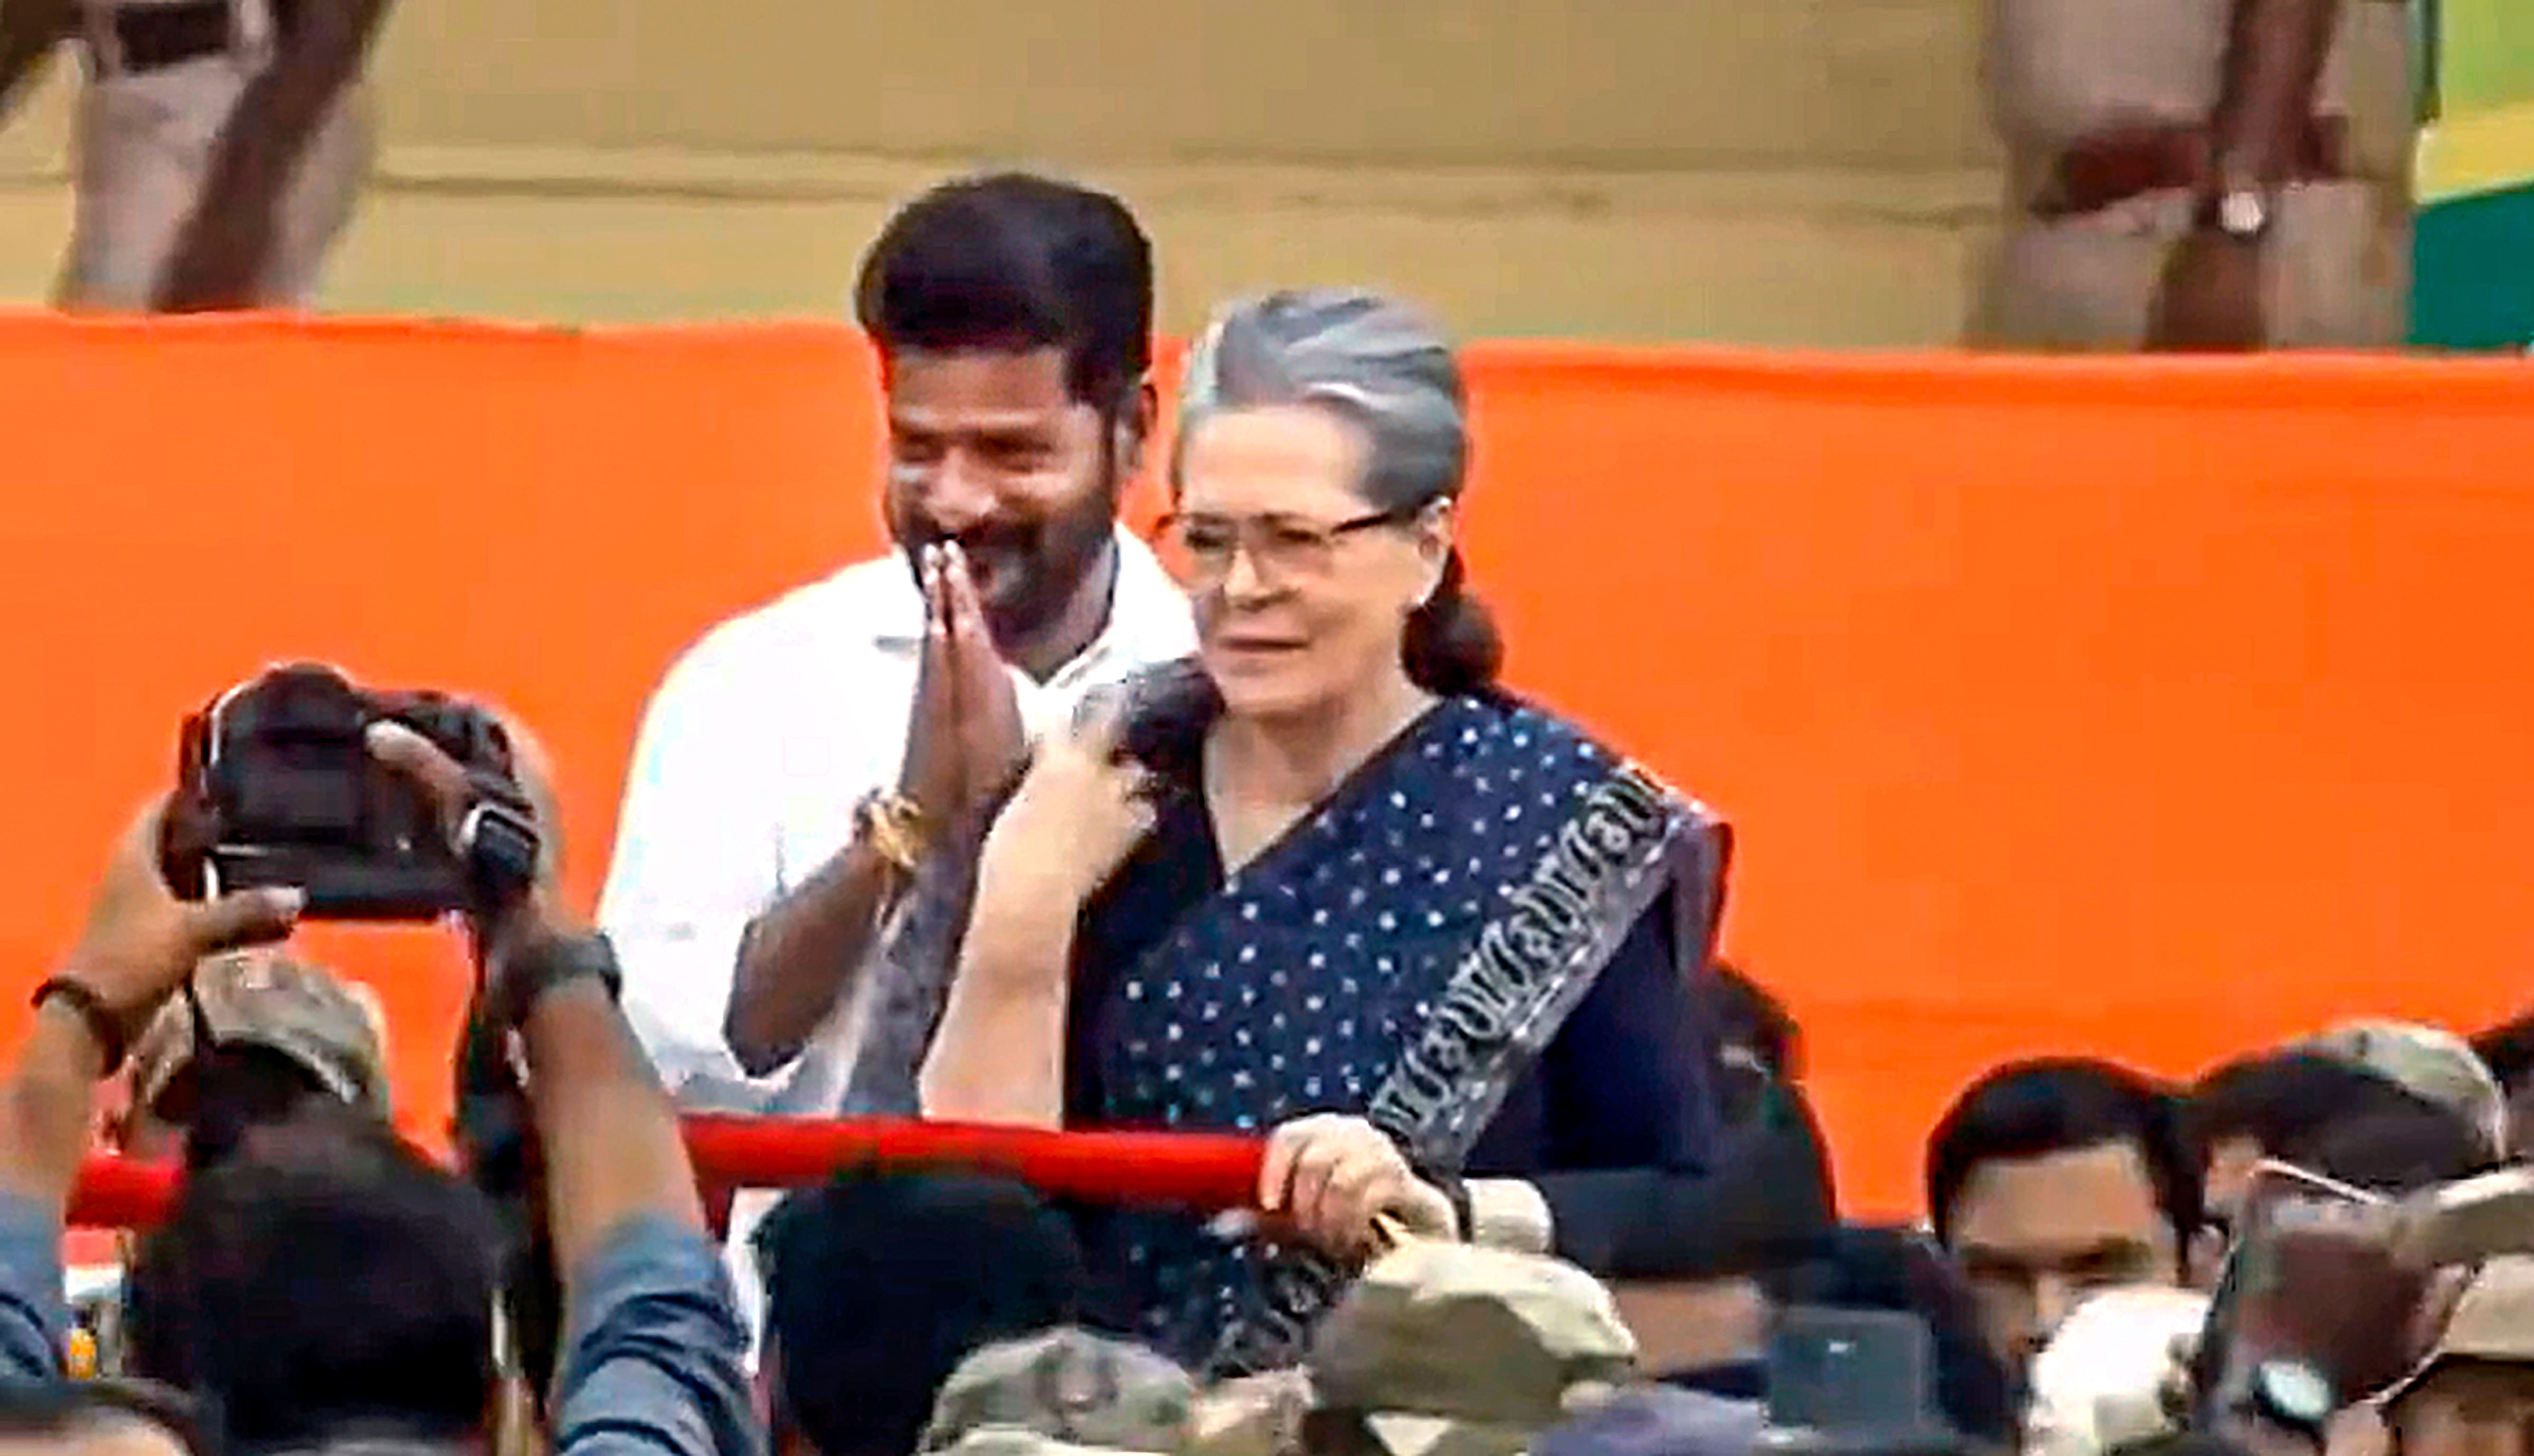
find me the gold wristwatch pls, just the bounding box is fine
[856,789,934,880]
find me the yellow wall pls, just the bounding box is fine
[0,1,2004,344]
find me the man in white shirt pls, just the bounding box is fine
[598,172,1194,1122]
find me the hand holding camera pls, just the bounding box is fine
[161,661,547,928]
[141,660,611,1038]
[43,799,305,1071]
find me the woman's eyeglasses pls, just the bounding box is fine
[1151,506,1420,587]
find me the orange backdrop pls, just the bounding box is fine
[7,313,2533,1217]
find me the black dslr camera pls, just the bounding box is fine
[161,663,540,920]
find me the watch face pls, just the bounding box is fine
[2255,1359,2336,1426]
[2219,190,2269,237]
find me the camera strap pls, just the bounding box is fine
[181,975,220,1060]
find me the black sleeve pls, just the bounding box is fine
[1512,893,1836,1277]
[1536,892,1721,1174]
[1543,1083,1840,1278]
[1062,932,1108,1128]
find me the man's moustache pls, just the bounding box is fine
[908,525,1035,560]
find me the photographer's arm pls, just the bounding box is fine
[368,722,754,1456]
[516,952,704,1276]
[0,803,298,1384]
[518,966,753,1456]
[0,810,299,1215]
[0,1006,93,1385]
[0,1009,104,1221]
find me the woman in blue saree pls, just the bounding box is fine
[921,289,1733,1375]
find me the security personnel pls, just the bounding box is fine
[0,0,388,311]
[1978,0,2414,351]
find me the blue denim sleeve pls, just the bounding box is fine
[552,1214,763,1456]
[0,1193,68,1386]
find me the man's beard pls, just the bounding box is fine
[896,490,1118,649]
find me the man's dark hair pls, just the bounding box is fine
[124,1114,499,1451]
[2472,1011,2534,1094]
[0,1379,209,1455]
[1707,962,1802,1086]
[758,1166,1093,1456]
[2183,1050,2442,1164]
[157,1043,337,1173]
[1925,1057,2200,1249]
[854,172,1153,414]
[2282,1102,2500,1195]
[2111,1435,2257,1456]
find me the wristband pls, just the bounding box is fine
[31,978,130,1076]
[493,931,623,1029]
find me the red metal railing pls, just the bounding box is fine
[66,1115,1269,1228]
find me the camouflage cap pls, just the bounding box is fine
[1309,1242,1640,1456]
[919,1327,1196,1455]
[128,950,391,1121]
[2302,1020,2508,1155]
[1183,1368,1318,1456]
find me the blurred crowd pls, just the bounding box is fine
[15,788,2534,1456]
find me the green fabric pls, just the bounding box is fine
[2414,181,2534,348]
[2409,0,2534,347]
[2436,0,2534,115]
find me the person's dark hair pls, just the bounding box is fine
[154,1043,335,1173]
[2471,1011,2534,1094]
[2110,1434,2257,1456]
[1925,1058,2200,1250]
[1762,1225,2018,1447]
[854,172,1153,416]
[2183,1050,2441,1164]
[0,1379,211,1455]
[2281,1102,2500,1194]
[124,1116,499,1451]
[757,1166,1093,1456]
[1708,962,1803,1086]
[1177,289,1503,697]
